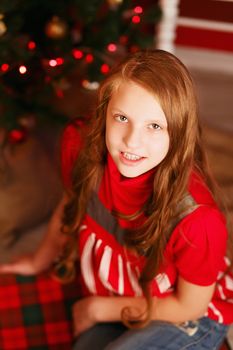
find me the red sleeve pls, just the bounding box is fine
[171,206,228,286]
[60,120,84,188]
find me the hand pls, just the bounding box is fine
[72,297,99,337]
[0,254,40,275]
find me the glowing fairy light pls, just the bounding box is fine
[56,57,64,65]
[1,63,9,72]
[49,59,57,67]
[132,15,141,24]
[72,49,83,59]
[107,43,117,52]
[28,41,36,50]
[19,65,27,74]
[101,63,110,74]
[134,6,143,14]
[85,53,94,63]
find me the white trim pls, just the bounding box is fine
[126,262,142,296]
[177,17,233,32]
[98,246,117,293]
[175,46,233,74]
[208,302,224,323]
[118,255,124,295]
[155,273,171,294]
[81,232,97,294]
[156,0,180,52]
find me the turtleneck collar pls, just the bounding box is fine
[98,153,155,219]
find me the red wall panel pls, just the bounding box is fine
[175,0,233,52]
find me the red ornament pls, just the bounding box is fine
[8,129,27,143]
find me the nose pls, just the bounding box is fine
[123,125,141,149]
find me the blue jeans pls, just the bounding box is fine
[73,317,228,350]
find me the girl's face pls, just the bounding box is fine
[106,81,170,178]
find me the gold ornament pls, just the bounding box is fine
[107,0,123,4]
[18,114,36,130]
[45,16,68,39]
[107,0,123,8]
[0,14,7,36]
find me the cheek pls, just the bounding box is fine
[105,123,115,152]
[149,135,170,158]
[106,122,119,144]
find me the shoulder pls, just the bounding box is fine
[169,205,228,285]
[188,170,215,206]
[177,204,227,243]
[171,203,227,250]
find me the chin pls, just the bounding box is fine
[118,166,144,178]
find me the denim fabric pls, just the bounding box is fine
[73,317,228,350]
[73,322,126,350]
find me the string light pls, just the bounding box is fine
[82,79,99,90]
[49,59,57,67]
[28,41,36,50]
[8,129,26,143]
[56,57,64,65]
[85,53,94,63]
[107,43,117,52]
[132,15,141,24]
[101,63,110,74]
[134,6,143,14]
[48,58,64,67]
[72,49,83,59]
[19,65,27,74]
[1,63,9,72]
[56,89,64,98]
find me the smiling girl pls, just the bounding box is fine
[0,50,232,349]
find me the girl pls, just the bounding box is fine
[0,50,232,349]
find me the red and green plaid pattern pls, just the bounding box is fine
[0,271,81,349]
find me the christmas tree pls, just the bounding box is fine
[0,0,161,142]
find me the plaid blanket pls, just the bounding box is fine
[0,272,228,350]
[0,270,81,350]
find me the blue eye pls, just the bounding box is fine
[115,115,128,123]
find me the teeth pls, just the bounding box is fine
[123,152,142,160]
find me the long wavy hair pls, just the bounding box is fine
[60,49,219,326]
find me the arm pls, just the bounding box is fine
[0,192,69,275]
[72,276,215,336]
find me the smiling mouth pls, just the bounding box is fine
[121,152,144,161]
